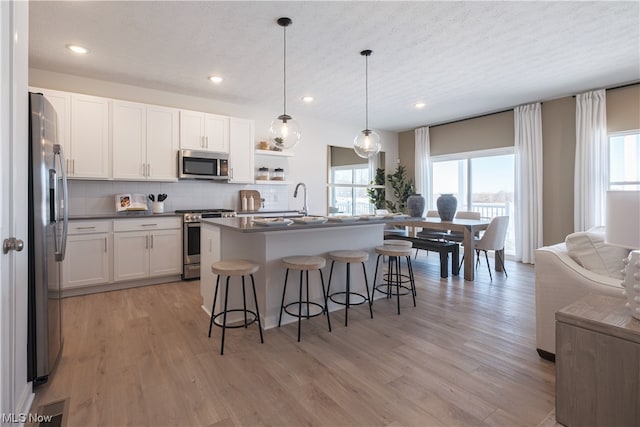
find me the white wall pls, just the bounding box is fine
[30,69,399,216]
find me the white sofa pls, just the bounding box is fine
[534,228,628,360]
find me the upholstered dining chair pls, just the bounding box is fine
[473,215,509,281]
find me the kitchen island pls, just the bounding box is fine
[200,217,408,329]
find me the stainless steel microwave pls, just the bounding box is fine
[178,149,229,180]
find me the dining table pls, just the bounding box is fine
[396,217,499,281]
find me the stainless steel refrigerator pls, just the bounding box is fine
[27,92,68,386]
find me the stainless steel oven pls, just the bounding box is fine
[177,209,235,280]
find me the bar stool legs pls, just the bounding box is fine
[371,245,416,315]
[278,256,331,342]
[208,260,263,355]
[326,250,373,326]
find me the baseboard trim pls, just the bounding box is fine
[536,348,556,362]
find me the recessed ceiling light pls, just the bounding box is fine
[415,102,426,109]
[66,44,88,55]
[302,96,314,103]
[208,75,223,84]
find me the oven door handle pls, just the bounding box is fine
[186,223,201,228]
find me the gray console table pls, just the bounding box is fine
[555,294,640,426]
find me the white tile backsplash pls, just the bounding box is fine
[68,180,290,215]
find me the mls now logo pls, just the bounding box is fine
[1,413,53,423]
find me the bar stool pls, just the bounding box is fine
[379,239,416,296]
[326,250,373,326]
[278,256,332,342]
[372,245,417,315]
[208,260,264,355]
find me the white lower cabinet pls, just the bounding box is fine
[62,221,112,289]
[199,225,221,312]
[113,217,182,282]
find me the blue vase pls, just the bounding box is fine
[436,194,457,221]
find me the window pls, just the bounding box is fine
[431,149,515,255]
[609,131,640,190]
[329,164,374,216]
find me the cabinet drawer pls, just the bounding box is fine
[114,216,181,232]
[68,220,112,234]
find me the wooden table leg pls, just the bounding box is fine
[463,228,475,281]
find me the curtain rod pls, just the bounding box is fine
[420,80,640,130]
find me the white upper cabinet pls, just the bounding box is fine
[228,117,255,183]
[112,100,146,180]
[70,93,110,179]
[112,100,178,181]
[146,105,179,180]
[180,109,229,153]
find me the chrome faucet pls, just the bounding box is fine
[293,182,308,216]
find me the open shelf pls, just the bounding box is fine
[255,149,294,157]
[254,180,290,185]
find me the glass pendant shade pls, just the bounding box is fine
[354,129,381,158]
[270,114,301,150]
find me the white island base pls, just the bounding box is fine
[200,219,387,330]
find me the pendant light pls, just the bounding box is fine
[353,49,381,158]
[269,17,301,150]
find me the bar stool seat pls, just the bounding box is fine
[383,239,413,248]
[279,256,331,342]
[208,259,263,355]
[282,256,326,271]
[326,250,372,326]
[372,245,416,314]
[211,260,260,276]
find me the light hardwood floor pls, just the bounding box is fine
[31,253,556,426]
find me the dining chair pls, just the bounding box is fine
[473,215,509,281]
[415,210,447,258]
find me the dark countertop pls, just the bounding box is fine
[201,215,417,233]
[69,212,181,221]
[235,209,303,217]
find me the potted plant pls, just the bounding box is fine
[385,165,415,213]
[367,168,386,210]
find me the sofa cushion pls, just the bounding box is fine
[565,228,630,279]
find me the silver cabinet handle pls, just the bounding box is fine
[147,163,150,177]
[205,136,209,148]
[141,224,157,227]
[145,235,149,249]
[72,159,75,174]
[76,226,95,230]
[150,235,154,249]
[104,237,107,252]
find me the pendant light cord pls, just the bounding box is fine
[365,53,369,131]
[283,24,287,116]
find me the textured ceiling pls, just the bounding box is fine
[29,1,640,132]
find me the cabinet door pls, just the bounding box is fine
[112,100,146,180]
[62,233,111,289]
[113,231,150,281]
[203,113,229,153]
[228,117,255,183]
[147,105,179,181]
[200,226,221,312]
[33,88,71,167]
[179,110,205,150]
[70,94,110,178]
[149,229,182,277]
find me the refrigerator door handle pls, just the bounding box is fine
[53,144,69,262]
